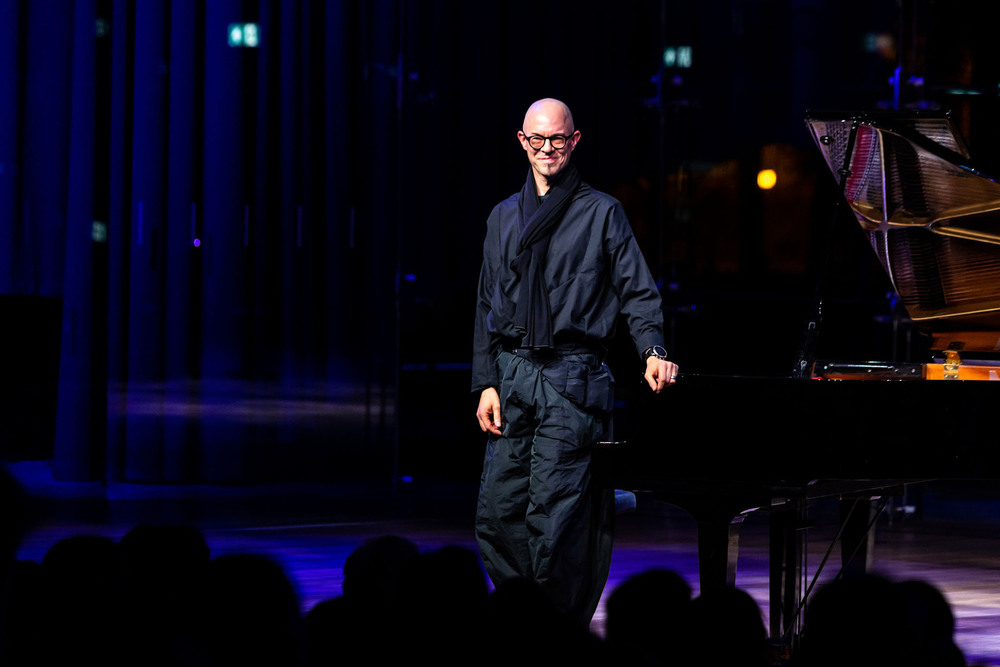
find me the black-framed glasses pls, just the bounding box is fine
[523,133,573,150]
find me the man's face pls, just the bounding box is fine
[518,104,580,191]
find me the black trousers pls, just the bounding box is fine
[475,349,615,625]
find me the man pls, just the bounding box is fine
[472,98,678,624]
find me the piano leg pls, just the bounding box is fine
[769,502,806,645]
[839,496,878,577]
[695,511,749,591]
[651,492,756,593]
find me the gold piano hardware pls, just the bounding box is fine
[943,349,961,380]
[924,361,1000,380]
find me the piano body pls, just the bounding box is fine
[600,110,1000,647]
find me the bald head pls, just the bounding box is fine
[518,98,580,195]
[523,98,575,133]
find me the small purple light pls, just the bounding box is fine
[193,238,201,248]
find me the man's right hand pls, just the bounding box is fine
[476,387,502,435]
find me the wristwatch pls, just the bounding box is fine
[642,345,668,361]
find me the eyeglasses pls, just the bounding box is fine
[523,132,574,150]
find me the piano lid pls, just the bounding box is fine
[806,110,1000,354]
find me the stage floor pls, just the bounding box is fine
[7,463,1000,666]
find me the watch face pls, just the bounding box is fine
[645,345,668,360]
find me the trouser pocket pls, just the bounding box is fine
[544,358,615,415]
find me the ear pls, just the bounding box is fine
[517,130,529,150]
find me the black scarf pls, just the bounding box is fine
[508,163,581,349]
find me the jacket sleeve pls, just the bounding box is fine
[471,206,502,393]
[605,204,666,358]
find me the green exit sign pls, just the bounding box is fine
[663,46,693,69]
[228,23,259,48]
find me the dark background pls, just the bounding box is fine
[2,0,999,486]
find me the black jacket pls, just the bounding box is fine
[472,182,664,393]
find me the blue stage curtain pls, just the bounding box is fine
[0,2,22,294]
[1,0,401,483]
[52,0,105,481]
[122,0,171,481]
[162,0,202,482]
[19,2,74,298]
[196,0,253,482]
[104,0,133,484]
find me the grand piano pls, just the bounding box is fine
[598,110,1000,649]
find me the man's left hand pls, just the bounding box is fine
[644,357,678,393]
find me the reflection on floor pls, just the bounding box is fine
[7,464,1000,666]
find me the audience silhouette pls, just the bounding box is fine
[896,579,967,667]
[794,573,969,667]
[200,552,306,666]
[604,568,692,666]
[305,534,420,665]
[690,584,770,667]
[0,467,982,667]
